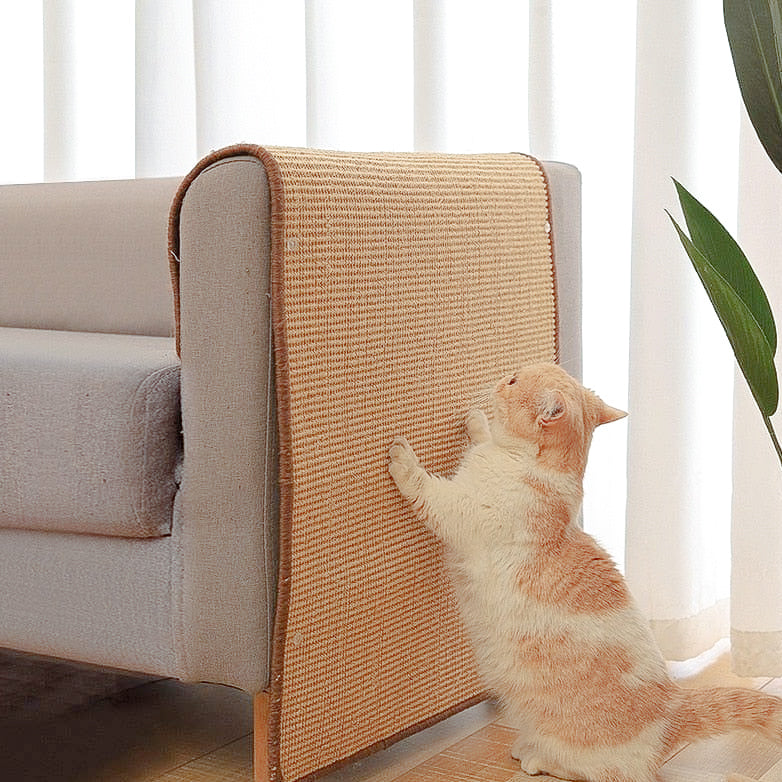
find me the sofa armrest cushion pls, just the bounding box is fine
[0,328,181,538]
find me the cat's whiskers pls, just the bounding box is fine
[467,386,493,410]
[443,387,495,430]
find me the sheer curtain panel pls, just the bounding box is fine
[731,111,782,676]
[626,0,737,662]
[43,0,135,182]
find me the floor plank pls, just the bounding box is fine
[317,703,497,782]
[661,731,782,781]
[4,645,782,781]
[152,736,253,782]
[0,677,252,782]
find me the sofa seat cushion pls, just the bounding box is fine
[0,328,181,538]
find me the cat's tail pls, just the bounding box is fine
[670,685,782,747]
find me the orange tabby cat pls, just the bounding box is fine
[388,363,782,782]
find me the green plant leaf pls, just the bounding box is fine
[669,213,779,417]
[724,0,782,174]
[673,179,777,354]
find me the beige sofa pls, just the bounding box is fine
[0,148,581,781]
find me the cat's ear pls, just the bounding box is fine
[537,389,567,427]
[595,398,627,426]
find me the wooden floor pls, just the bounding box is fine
[2,641,782,781]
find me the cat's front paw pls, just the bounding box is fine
[465,409,492,444]
[388,436,422,498]
[511,740,578,780]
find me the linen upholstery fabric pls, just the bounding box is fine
[543,161,582,381]
[0,327,181,538]
[172,155,279,694]
[0,176,179,336]
[0,526,175,674]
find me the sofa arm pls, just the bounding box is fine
[542,160,582,382]
[173,155,278,694]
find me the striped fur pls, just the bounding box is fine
[388,363,782,782]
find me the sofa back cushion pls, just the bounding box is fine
[0,177,179,336]
[0,328,181,538]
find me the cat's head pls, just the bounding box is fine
[491,363,626,472]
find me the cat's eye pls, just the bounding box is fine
[508,376,517,385]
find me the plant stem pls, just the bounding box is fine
[763,414,782,470]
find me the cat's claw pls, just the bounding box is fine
[389,436,417,464]
[388,436,421,496]
[465,409,492,444]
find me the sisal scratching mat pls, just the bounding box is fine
[172,145,557,781]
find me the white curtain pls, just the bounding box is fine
[2,0,779,673]
[731,111,782,676]
[626,0,739,661]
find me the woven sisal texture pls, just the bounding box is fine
[170,145,557,782]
